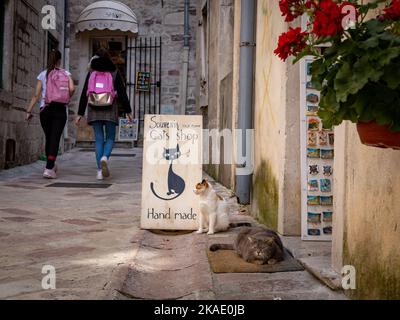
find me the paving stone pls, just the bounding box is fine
[28,246,96,259]
[0,208,37,216]
[2,217,36,223]
[61,219,101,226]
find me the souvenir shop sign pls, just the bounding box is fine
[136,71,151,92]
[141,115,203,230]
[118,118,139,141]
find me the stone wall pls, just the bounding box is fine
[67,0,198,144]
[0,0,66,170]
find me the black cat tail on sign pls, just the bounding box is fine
[141,115,203,231]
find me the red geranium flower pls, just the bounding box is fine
[279,0,304,22]
[274,27,309,61]
[384,0,400,20]
[312,0,344,37]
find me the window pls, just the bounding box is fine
[0,1,5,88]
[48,33,59,55]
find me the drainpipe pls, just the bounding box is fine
[179,0,190,114]
[63,0,70,142]
[236,0,256,204]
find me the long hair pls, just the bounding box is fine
[95,47,111,59]
[46,49,62,79]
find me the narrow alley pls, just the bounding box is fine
[1,0,400,304]
[0,149,345,300]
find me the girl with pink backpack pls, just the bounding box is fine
[26,50,75,179]
[75,48,132,180]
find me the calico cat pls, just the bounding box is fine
[194,179,251,235]
[210,227,285,265]
[150,145,186,201]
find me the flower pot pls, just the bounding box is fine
[357,121,400,150]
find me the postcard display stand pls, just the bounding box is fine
[300,57,334,241]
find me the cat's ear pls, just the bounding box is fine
[177,145,180,152]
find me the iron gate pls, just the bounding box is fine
[126,36,162,142]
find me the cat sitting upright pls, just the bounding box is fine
[193,178,230,235]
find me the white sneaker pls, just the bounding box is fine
[97,170,104,180]
[43,169,57,179]
[100,156,110,178]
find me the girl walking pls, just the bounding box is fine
[26,50,75,179]
[76,48,132,180]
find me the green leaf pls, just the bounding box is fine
[359,36,379,49]
[310,58,325,76]
[376,47,400,67]
[320,87,339,112]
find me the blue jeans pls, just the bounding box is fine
[92,121,116,169]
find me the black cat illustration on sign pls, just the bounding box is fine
[150,145,186,201]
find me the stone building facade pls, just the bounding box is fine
[0,0,66,170]
[0,0,198,168]
[66,0,198,145]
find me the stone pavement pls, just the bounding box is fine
[0,148,347,300]
[0,148,143,299]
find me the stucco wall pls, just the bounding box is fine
[334,123,400,299]
[252,0,301,235]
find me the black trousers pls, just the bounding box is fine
[40,103,67,162]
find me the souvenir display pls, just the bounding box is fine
[321,149,334,159]
[308,132,318,147]
[307,105,319,116]
[307,148,320,158]
[323,165,333,177]
[309,165,319,175]
[302,58,334,241]
[308,117,320,131]
[308,180,319,192]
[320,179,332,193]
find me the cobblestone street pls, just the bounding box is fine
[0,148,346,300]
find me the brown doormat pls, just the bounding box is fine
[207,248,305,274]
[149,230,194,236]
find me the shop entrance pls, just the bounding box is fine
[91,37,127,82]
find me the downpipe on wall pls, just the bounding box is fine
[236,0,256,205]
[179,0,190,115]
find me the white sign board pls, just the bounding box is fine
[141,115,203,230]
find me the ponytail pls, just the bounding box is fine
[46,49,62,79]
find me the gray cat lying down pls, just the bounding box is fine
[210,227,284,265]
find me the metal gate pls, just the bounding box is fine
[126,36,162,142]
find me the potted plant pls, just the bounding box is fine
[275,0,400,149]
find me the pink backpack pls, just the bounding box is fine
[45,69,71,105]
[87,71,116,107]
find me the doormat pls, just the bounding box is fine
[78,149,136,158]
[111,154,136,158]
[207,248,304,274]
[149,230,194,236]
[46,183,112,189]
